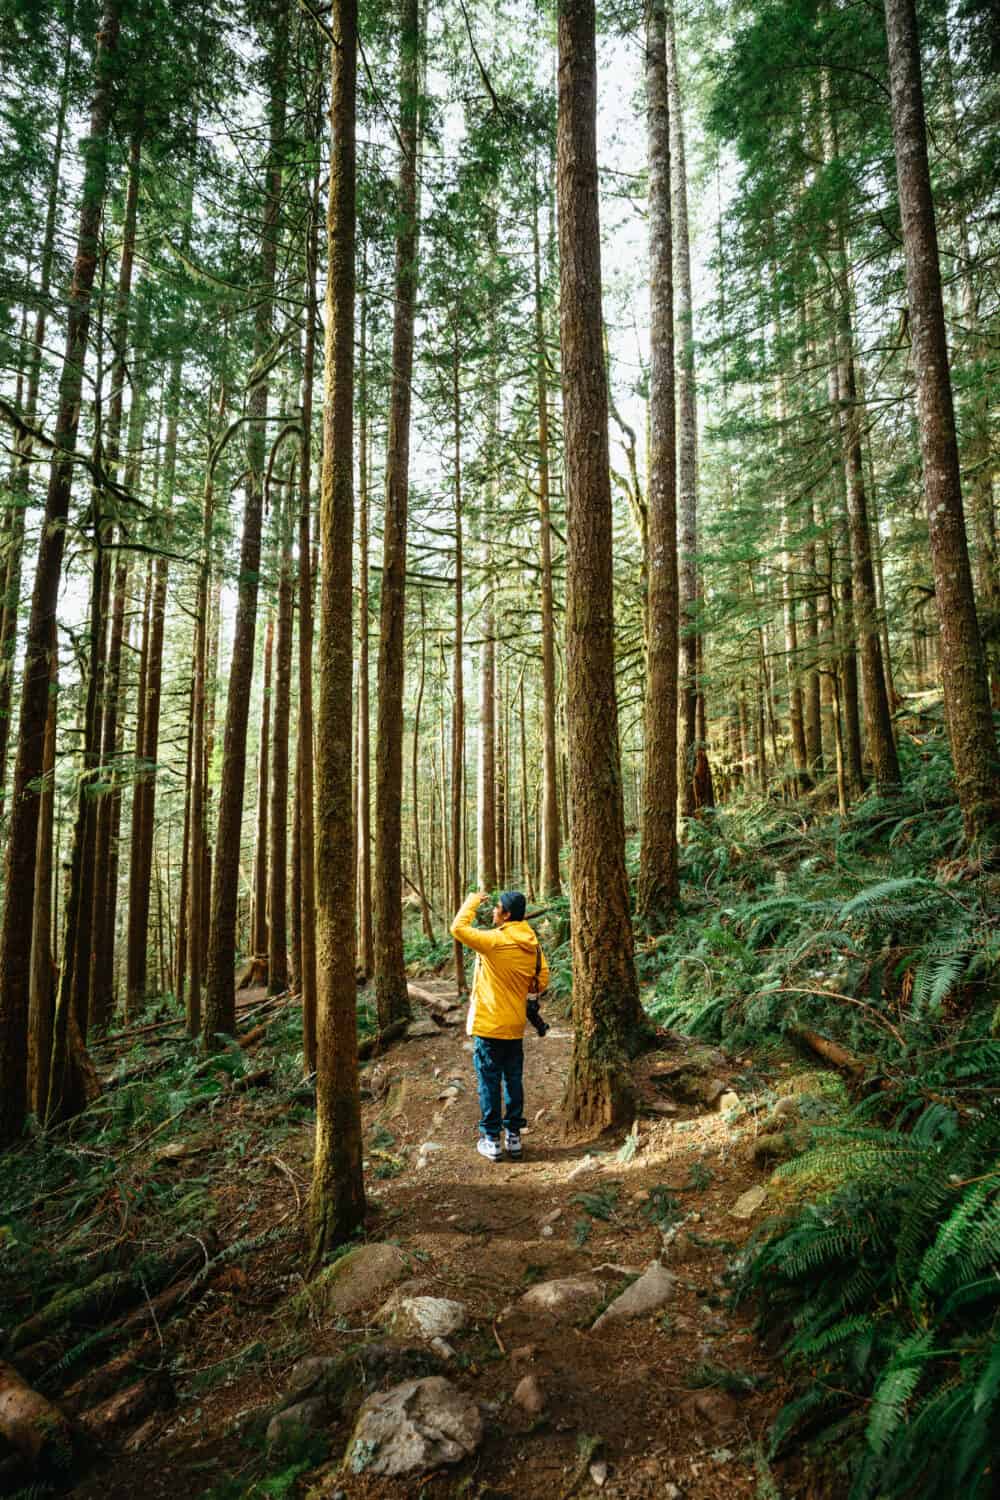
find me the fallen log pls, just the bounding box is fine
[77,1372,172,1442]
[232,1066,273,1092]
[9,1236,215,1352]
[62,1347,146,1414]
[0,1360,79,1469]
[788,1025,868,1078]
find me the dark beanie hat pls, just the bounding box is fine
[499,890,526,921]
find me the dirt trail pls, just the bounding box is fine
[71,983,790,1499]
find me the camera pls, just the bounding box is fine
[526,997,549,1037]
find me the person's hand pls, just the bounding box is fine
[471,890,489,906]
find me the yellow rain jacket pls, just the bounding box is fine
[450,892,550,1041]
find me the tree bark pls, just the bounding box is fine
[558,0,647,1133]
[0,0,121,1147]
[666,3,699,818]
[450,332,466,994]
[269,526,293,993]
[298,154,320,1069]
[533,169,562,898]
[28,620,58,1120]
[203,0,287,1046]
[883,0,1000,840]
[308,0,366,1264]
[373,0,420,1031]
[0,5,74,814]
[638,0,679,930]
[356,254,373,980]
[252,614,274,962]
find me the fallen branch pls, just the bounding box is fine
[788,1025,869,1078]
[0,1360,80,1469]
[77,1371,172,1442]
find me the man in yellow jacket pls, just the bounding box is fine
[450,889,550,1162]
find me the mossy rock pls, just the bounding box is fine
[773,1070,849,1105]
[752,1126,813,1165]
[286,1244,412,1324]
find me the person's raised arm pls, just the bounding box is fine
[450,891,503,955]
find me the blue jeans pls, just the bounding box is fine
[473,1036,525,1139]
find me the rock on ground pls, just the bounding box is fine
[730,1184,768,1220]
[513,1374,546,1415]
[591,1261,675,1330]
[345,1375,482,1477]
[378,1295,467,1340]
[517,1276,603,1321]
[287,1243,411,1321]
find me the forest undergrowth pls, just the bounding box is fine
[652,712,1000,1499]
[2,716,998,1499]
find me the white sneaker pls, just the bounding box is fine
[504,1129,523,1159]
[477,1136,502,1162]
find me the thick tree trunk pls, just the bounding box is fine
[0,0,121,1147]
[269,542,293,994]
[883,0,1000,840]
[297,162,320,1067]
[666,3,699,818]
[477,560,497,890]
[308,0,366,1264]
[558,0,647,1134]
[203,1,287,1045]
[533,179,562,899]
[373,0,420,1031]
[638,0,679,930]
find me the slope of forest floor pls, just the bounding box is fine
[11,986,802,1500]
[3,718,998,1500]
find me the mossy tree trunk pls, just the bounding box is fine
[308,0,365,1267]
[558,0,647,1134]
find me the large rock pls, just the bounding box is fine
[267,1396,329,1448]
[406,1017,440,1039]
[591,1261,675,1330]
[518,1276,602,1321]
[378,1295,468,1341]
[345,1376,482,1477]
[289,1243,411,1321]
[730,1184,768,1220]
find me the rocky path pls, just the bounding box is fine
[67,982,798,1500]
[287,981,791,1499]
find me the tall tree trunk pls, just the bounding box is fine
[298,155,320,1068]
[666,2,699,817]
[28,620,58,1120]
[839,336,899,792]
[203,0,287,1045]
[373,0,420,1031]
[883,0,1000,840]
[519,674,534,899]
[494,659,507,889]
[126,551,167,1014]
[638,0,679,929]
[477,559,497,890]
[558,0,647,1133]
[0,0,121,1147]
[450,332,466,994]
[356,255,373,980]
[411,593,435,942]
[0,4,74,813]
[269,528,294,993]
[252,614,274,962]
[308,0,365,1264]
[533,171,561,898]
[827,355,864,798]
